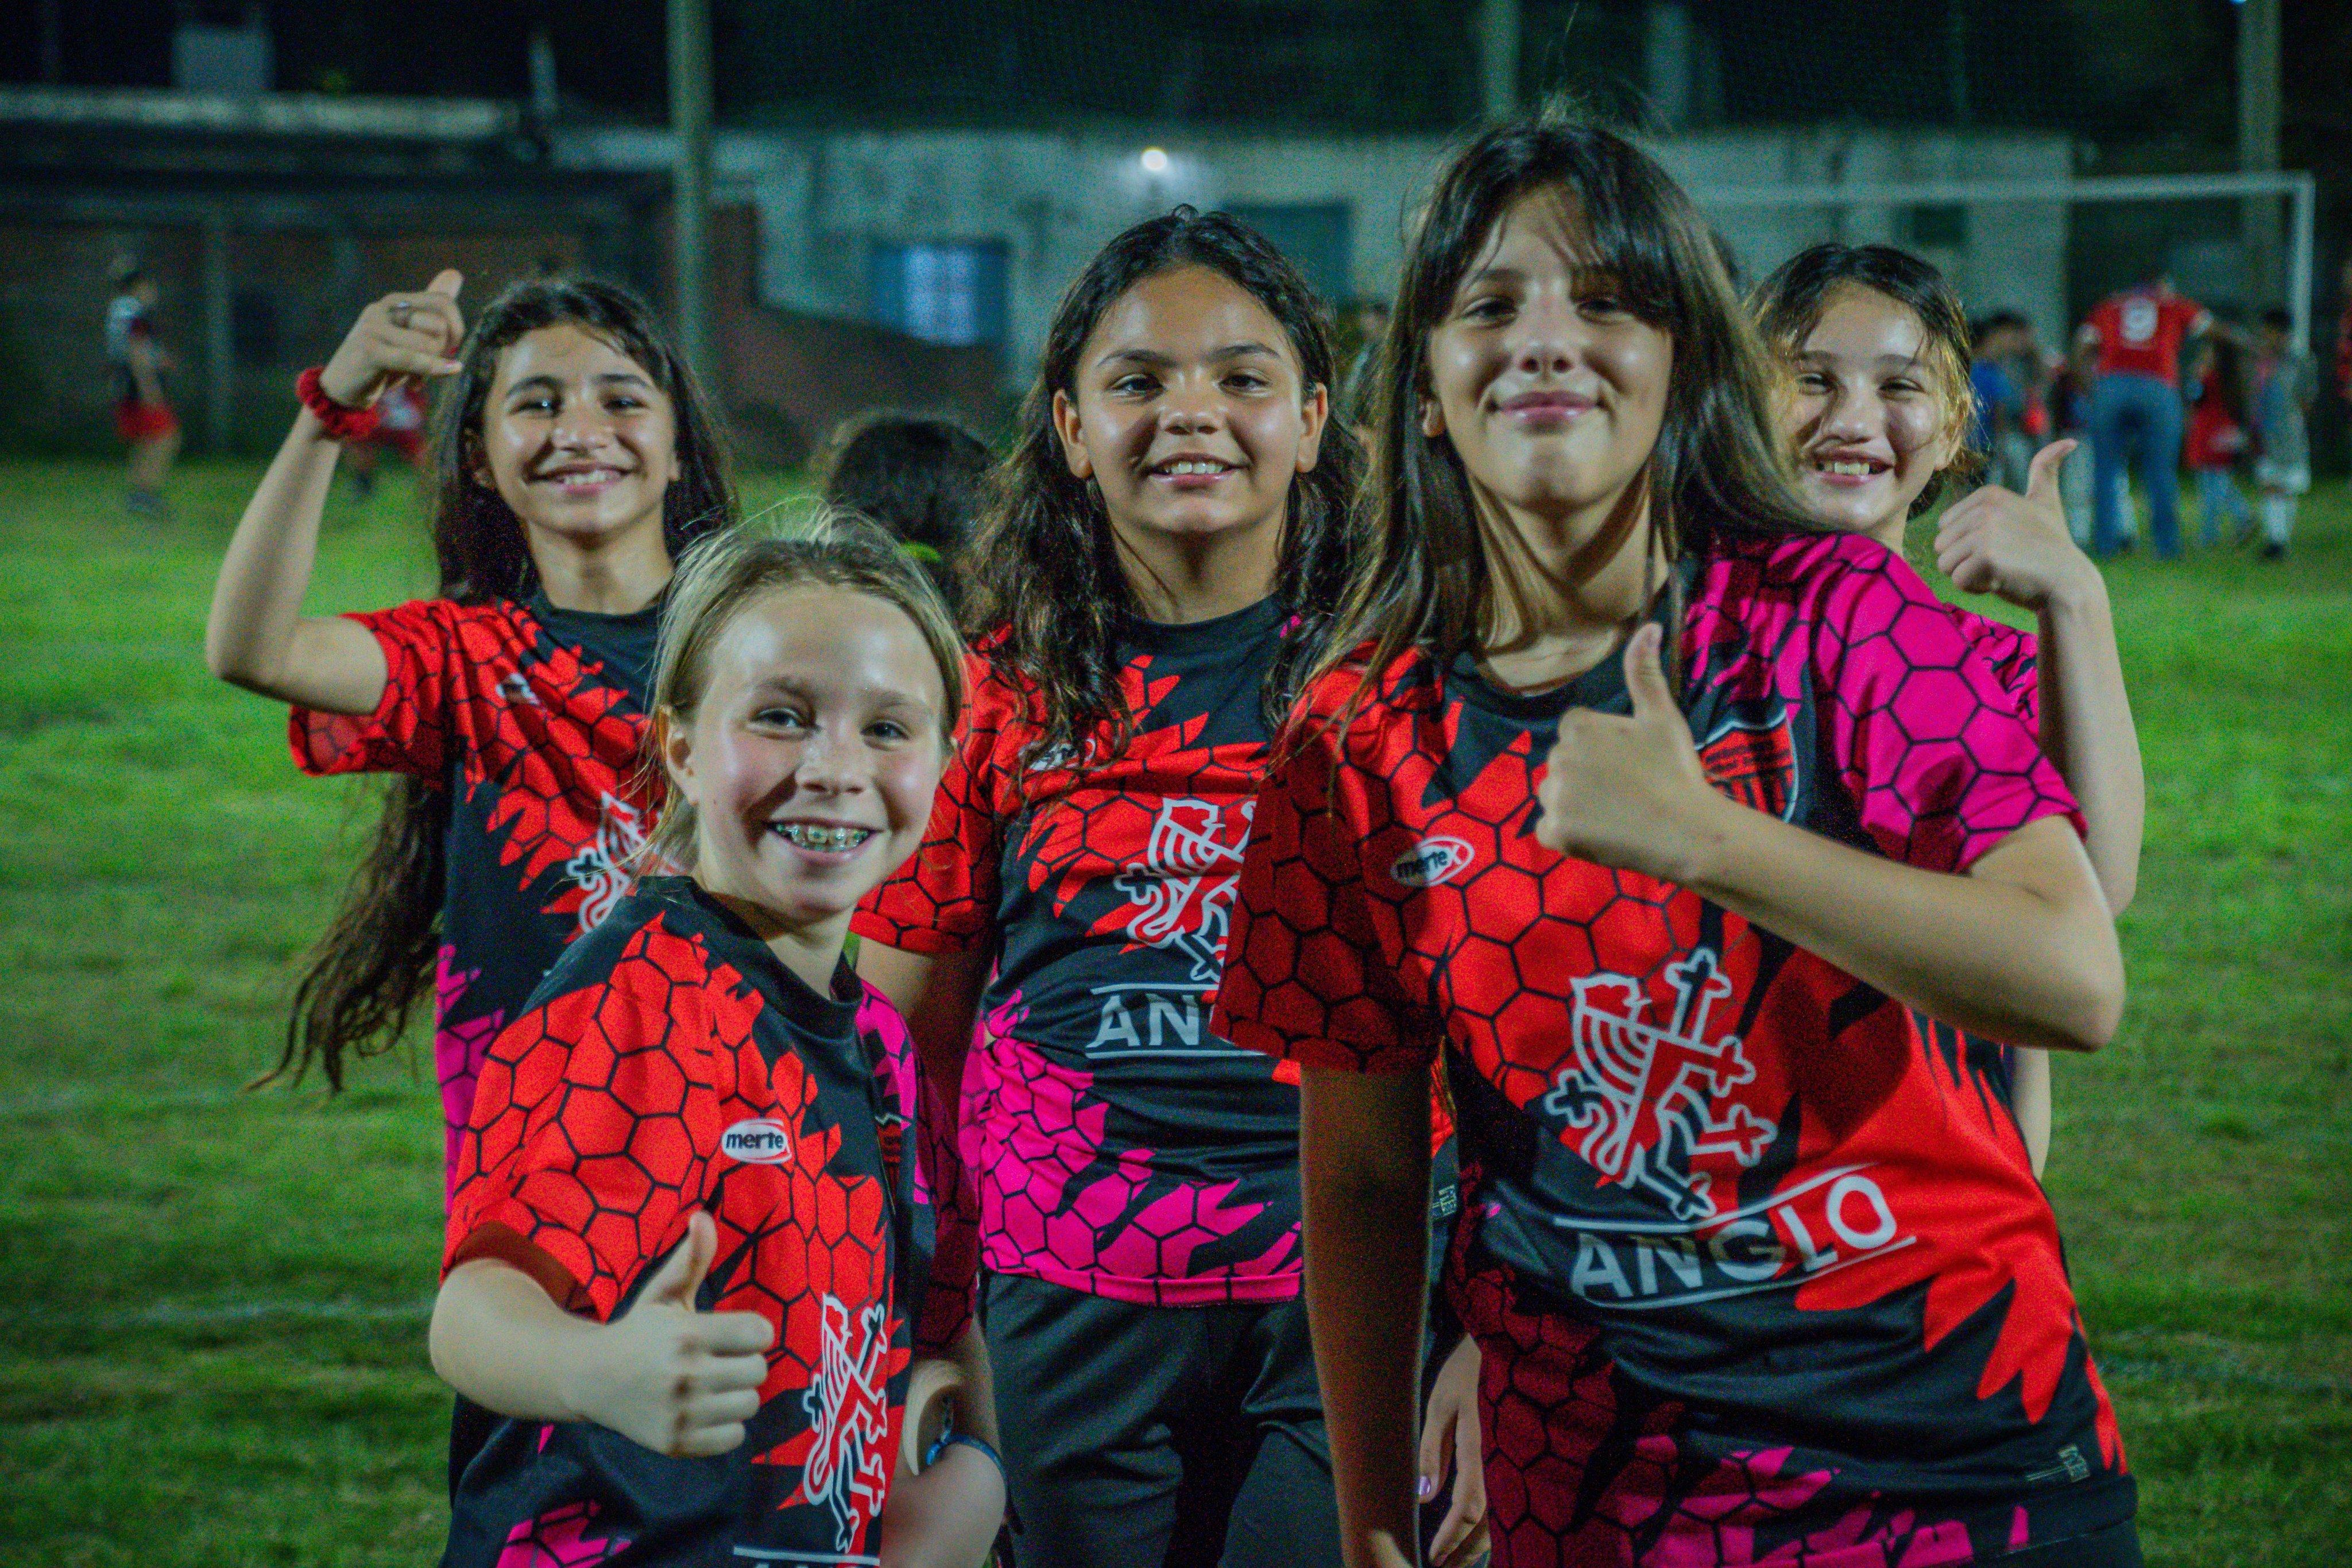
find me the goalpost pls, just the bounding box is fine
[1684,169,2319,346]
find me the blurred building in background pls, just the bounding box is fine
[0,0,2335,461]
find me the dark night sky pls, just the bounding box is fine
[0,0,2342,180]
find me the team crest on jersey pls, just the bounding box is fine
[1543,947,1777,1222]
[796,1295,894,1552]
[564,793,646,934]
[1698,710,1798,821]
[1109,797,1253,982]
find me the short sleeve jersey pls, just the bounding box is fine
[2086,288,2208,384]
[442,877,963,1567]
[290,594,659,1195]
[1214,533,2129,1562]
[855,598,1315,1306]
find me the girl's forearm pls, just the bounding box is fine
[1678,808,2123,1052]
[204,409,384,711]
[430,1257,602,1423]
[1301,1067,1432,1568]
[2036,579,2145,914]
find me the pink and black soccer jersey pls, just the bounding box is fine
[1214,532,2130,1566]
[291,593,658,1196]
[855,598,1314,1307]
[442,876,966,1567]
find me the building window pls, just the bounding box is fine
[1906,203,1968,249]
[869,241,1008,347]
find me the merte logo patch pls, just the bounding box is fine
[719,1118,793,1164]
[1390,837,1475,888]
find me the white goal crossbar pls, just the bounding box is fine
[1685,172,2319,344]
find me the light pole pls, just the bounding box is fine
[668,0,716,393]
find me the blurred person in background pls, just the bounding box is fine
[2182,336,2252,548]
[342,378,432,500]
[1970,311,2036,492]
[2248,305,2318,561]
[106,258,179,517]
[2077,269,2211,560]
[2047,334,2104,547]
[819,410,994,618]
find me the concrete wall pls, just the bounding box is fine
[553,121,2076,387]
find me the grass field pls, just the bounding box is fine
[0,456,2345,1565]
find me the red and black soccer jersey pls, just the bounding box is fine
[1943,603,2037,734]
[291,593,659,1197]
[442,876,966,1568]
[855,598,1315,1307]
[1214,533,2130,1566]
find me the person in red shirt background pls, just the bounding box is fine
[2076,269,2211,560]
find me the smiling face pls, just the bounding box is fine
[1422,189,1673,539]
[475,322,679,553]
[662,586,950,963]
[1781,283,1964,547]
[1051,264,1326,571]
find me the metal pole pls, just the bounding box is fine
[1478,0,1519,123]
[201,218,233,455]
[2289,173,2315,349]
[667,0,715,394]
[2237,0,2281,301]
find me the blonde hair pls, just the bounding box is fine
[640,508,965,872]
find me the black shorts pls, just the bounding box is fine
[981,1272,1341,1568]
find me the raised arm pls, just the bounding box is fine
[1301,1064,1432,1568]
[1936,438,2145,915]
[1539,625,2123,1055]
[204,271,466,714]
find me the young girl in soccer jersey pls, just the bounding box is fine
[430,521,1005,1567]
[1750,243,2146,1177]
[854,208,1480,1568]
[1212,122,2140,1568]
[206,271,734,1197]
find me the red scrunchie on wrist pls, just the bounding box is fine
[296,367,382,442]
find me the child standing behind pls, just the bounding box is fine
[2249,305,2319,561]
[432,522,1003,1567]
[2183,338,2251,547]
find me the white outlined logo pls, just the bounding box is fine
[1390,837,1475,888]
[719,1118,793,1164]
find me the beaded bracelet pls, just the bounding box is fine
[295,367,382,442]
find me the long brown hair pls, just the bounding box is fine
[262,277,737,1091]
[961,206,1364,780]
[1312,119,1817,717]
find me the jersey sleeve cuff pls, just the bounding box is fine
[1216,1009,1433,1075]
[285,615,419,779]
[848,908,981,955]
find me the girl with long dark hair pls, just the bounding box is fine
[1213,123,2139,1567]
[1751,242,2145,1177]
[205,270,736,1193]
[854,208,1396,1566]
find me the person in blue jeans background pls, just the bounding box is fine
[2078,273,2211,559]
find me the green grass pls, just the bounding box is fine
[1,458,2346,1564]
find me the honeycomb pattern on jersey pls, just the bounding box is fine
[1213,534,2121,1555]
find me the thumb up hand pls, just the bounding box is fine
[1531,624,1721,885]
[563,1211,776,1457]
